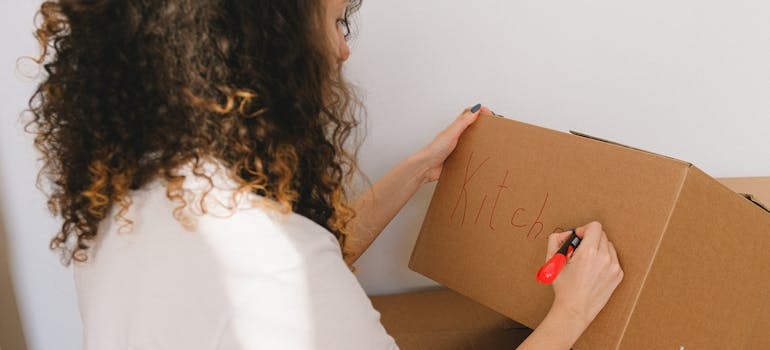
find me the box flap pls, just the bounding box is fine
[619,169,770,349]
[718,177,770,214]
[717,176,770,349]
[569,130,691,165]
[739,193,770,213]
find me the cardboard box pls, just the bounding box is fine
[369,179,766,350]
[409,114,770,349]
[370,288,531,350]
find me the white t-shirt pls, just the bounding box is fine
[74,165,398,350]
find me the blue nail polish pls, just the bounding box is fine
[470,103,481,113]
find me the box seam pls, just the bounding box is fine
[613,164,691,349]
[568,130,691,166]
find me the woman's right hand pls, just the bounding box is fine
[516,221,623,349]
[547,221,624,327]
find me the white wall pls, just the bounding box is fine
[1,0,769,349]
[0,1,83,350]
[346,0,770,295]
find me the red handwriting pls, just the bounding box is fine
[450,151,491,225]
[489,170,509,231]
[448,151,551,239]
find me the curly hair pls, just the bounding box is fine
[27,0,364,265]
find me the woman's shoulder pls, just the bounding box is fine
[80,157,341,270]
[74,159,343,308]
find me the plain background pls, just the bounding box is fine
[2,0,769,349]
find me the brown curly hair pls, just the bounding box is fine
[27,0,364,265]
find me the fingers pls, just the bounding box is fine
[550,222,624,325]
[546,230,575,261]
[608,241,618,265]
[608,241,624,284]
[575,221,624,286]
[436,104,484,143]
[572,221,615,268]
[458,104,482,125]
[598,229,609,252]
[439,105,481,141]
[442,104,493,144]
[575,221,603,249]
[546,232,561,259]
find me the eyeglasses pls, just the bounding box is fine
[337,7,351,40]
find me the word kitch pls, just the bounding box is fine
[448,151,551,239]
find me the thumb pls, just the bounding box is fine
[433,104,481,150]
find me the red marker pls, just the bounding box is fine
[536,229,581,284]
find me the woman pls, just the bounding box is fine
[28,0,623,349]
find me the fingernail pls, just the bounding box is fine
[470,103,481,113]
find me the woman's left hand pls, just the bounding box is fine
[416,104,489,184]
[345,104,489,264]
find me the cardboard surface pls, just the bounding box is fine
[719,177,770,212]
[370,289,531,350]
[409,114,770,349]
[718,177,770,350]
